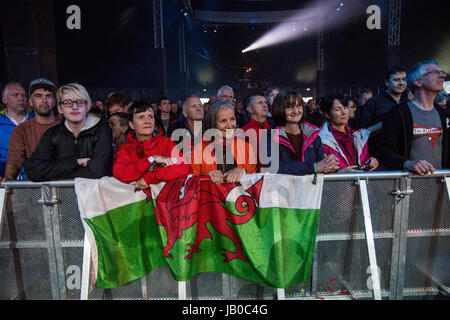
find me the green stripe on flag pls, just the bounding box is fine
[85,198,319,289]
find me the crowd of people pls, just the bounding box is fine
[0,59,448,192]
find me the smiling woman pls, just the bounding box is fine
[191,100,256,185]
[113,101,189,190]
[265,90,340,176]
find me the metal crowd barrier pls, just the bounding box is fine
[0,171,449,300]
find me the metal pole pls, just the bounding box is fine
[80,232,92,300]
[178,281,187,300]
[395,176,413,299]
[0,188,6,240]
[444,176,450,202]
[358,179,382,300]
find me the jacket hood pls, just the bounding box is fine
[63,113,103,135]
[274,122,321,161]
[319,121,371,165]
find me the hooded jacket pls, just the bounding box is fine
[319,122,371,169]
[113,131,189,185]
[266,122,324,175]
[24,113,113,181]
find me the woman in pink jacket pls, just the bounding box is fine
[318,95,379,172]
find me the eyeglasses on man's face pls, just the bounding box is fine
[60,99,87,108]
[419,70,447,79]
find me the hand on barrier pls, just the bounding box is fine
[339,165,361,173]
[405,160,435,175]
[367,157,379,171]
[316,154,340,173]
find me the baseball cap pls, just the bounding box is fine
[29,78,57,97]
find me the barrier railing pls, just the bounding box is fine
[0,171,449,300]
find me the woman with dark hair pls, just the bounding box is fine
[113,101,189,190]
[191,100,256,185]
[318,95,378,172]
[266,90,339,175]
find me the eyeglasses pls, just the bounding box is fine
[419,70,447,79]
[61,99,87,108]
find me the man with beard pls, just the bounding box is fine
[0,82,34,179]
[3,79,60,181]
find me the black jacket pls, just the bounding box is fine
[379,103,449,170]
[155,111,179,137]
[360,91,408,129]
[24,114,113,181]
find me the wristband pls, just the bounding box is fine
[312,163,318,185]
[403,161,408,170]
[149,161,157,172]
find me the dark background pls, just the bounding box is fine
[1,0,449,101]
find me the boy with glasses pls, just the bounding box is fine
[25,83,112,181]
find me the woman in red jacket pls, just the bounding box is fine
[113,101,189,190]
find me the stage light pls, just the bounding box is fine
[242,1,360,53]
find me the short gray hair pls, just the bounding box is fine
[406,60,440,88]
[182,94,199,111]
[2,82,25,98]
[217,85,234,97]
[203,100,234,131]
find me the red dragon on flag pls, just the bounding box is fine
[143,175,264,262]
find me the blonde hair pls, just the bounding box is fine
[56,83,92,112]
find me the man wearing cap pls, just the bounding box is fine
[0,82,34,179]
[2,79,60,181]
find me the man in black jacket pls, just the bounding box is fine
[25,83,112,181]
[379,60,448,174]
[155,97,178,136]
[360,66,408,157]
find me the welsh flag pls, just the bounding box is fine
[75,173,324,289]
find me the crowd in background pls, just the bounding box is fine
[0,60,449,190]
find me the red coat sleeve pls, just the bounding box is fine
[142,138,189,185]
[113,145,152,183]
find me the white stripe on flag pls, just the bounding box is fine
[75,177,148,219]
[240,173,324,210]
